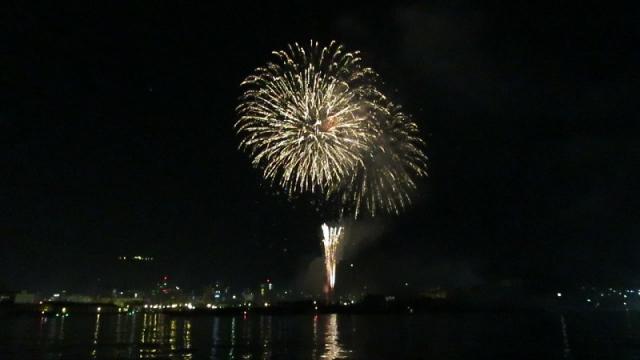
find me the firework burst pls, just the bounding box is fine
[236,40,427,296]
[335,103,428,218]
[236,40,385,194]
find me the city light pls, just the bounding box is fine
[118,255,154,261]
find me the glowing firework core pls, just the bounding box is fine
[321,223,343,291]
[318,116,337,132]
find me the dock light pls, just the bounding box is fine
[557,292,562,297]
[97,307,101,312]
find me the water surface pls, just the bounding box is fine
[1,311,638,359]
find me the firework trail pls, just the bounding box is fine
[321,223,343,291]
[236,40,427,296]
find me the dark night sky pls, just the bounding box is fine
[2,2,638,294]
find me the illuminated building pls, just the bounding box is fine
[152,275,184,304]
[258,279,273,303]
[201,282,229,305]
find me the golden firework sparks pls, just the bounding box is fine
[236,40,385,195]
[236,40,427,293]
[321,223,343,291]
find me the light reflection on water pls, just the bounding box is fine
[2,311,630,359]
[314,314,349,359]
[24,313,353,359]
